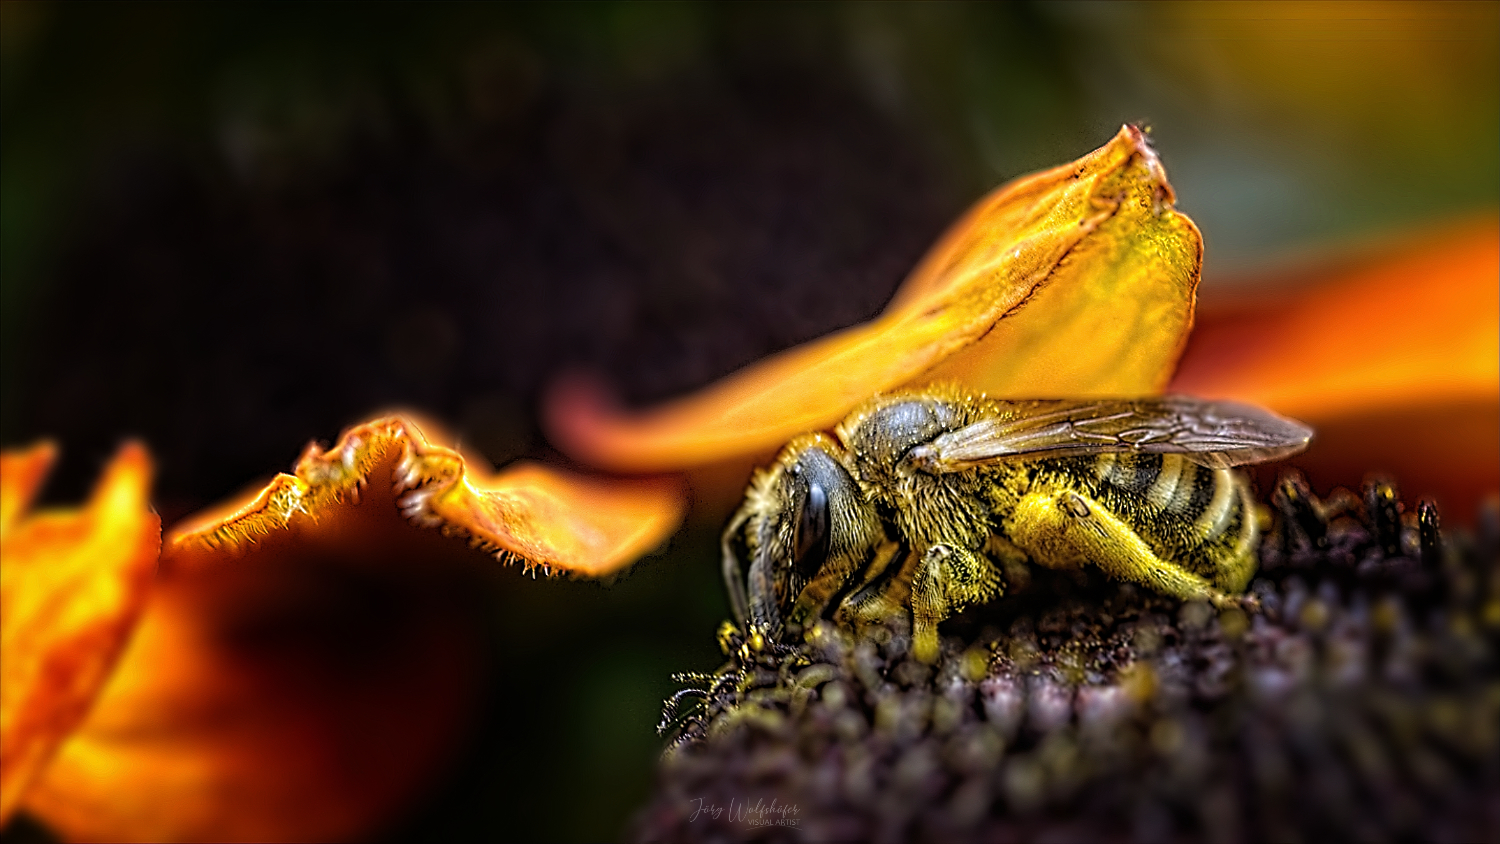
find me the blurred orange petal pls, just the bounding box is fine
[23,472,483,841]
[1172,215,1499,515]
[165,414,685,578]
[17,415,683,842]
[547,125,1202,472]
[0,442,160,827]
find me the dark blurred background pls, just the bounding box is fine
[2,3,1496,841]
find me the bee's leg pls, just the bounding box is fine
[823,541,910,630]
[910,543,1003,663]
[1008,489,1230,606]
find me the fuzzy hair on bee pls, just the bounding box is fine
[722,386,1312,662]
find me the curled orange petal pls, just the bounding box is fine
[19,414,683,842]
[0,442,160,827]
[547,125,1203,472]
[164,414,686,577]
[1171,215,1499,515]
[25,458,481,842]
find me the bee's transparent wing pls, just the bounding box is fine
[906,397,1312,472]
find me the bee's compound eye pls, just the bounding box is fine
[1062,492,1090,519]
[793,481,830,577]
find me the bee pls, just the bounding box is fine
[721,386,1312,662]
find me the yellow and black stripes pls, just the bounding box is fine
[1028,453,1259,593]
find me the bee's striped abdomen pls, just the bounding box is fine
[1145,454,1187,510]
[1086,453,1258,592]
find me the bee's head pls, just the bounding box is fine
[721,434,879,635]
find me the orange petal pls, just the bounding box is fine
[547,125,1202,472]
[23,449,486,842]
[1172,215,1499,515]
[163,414,685,578]
[0,442,160,827]
[15,415,682,842]
[0,442,58,540]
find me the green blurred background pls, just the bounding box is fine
[2,3,1496,841]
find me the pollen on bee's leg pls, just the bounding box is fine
[912,624,941,665]
[1010,488,1220,605]
[909,551,946,664]
[908,543,997,665]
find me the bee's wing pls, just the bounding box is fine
[907,397,1312,472]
